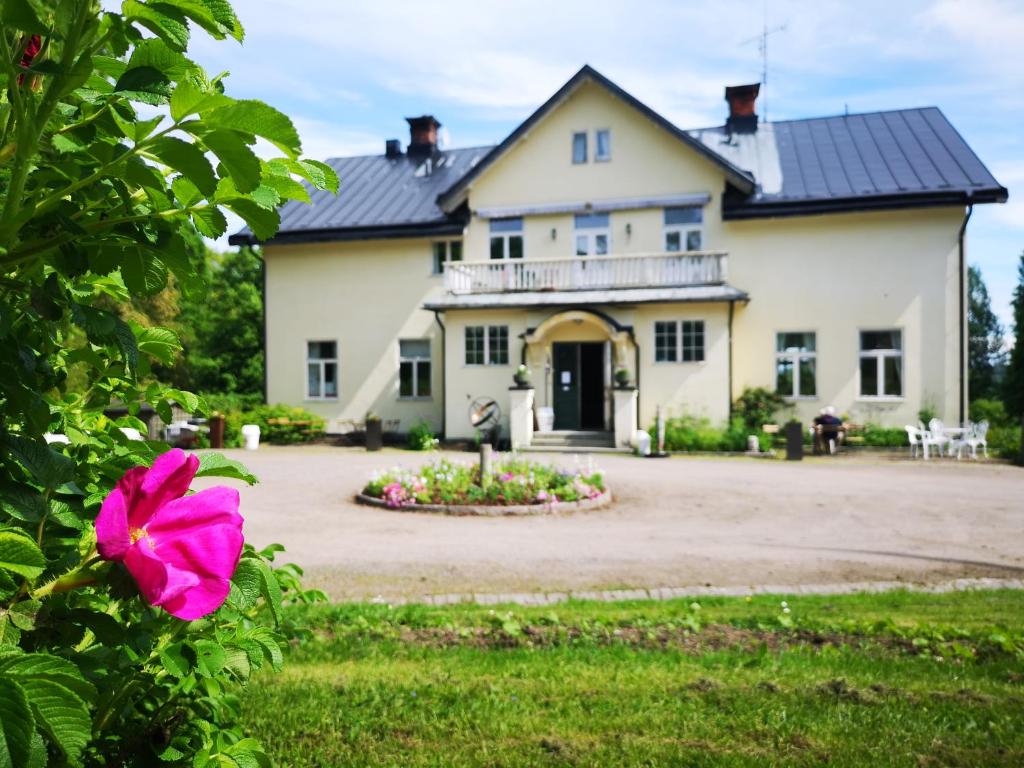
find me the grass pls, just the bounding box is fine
[243,589,1024,766]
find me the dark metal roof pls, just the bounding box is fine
[231,77,1006,245]
[228,146,490,246]
[689,107,1007,219]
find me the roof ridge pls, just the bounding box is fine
[686,106,944,134]
[318,143,495,164]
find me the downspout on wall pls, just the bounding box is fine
[727,300,735,420]
[433,310,446,438]
[958,201,974,424]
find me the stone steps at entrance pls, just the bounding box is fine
[529,430,617,450]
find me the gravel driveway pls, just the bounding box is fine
[191,446,1024,601]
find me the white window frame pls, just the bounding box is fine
[595,128,611,162]
[652,320,705,364]
[431,240,462,275]
[858,328,904,400]
[571,131,588,164]
[663,206,704,253]
[489,219,523,260]
[775,331,817,399]
[573,213,611,257]
[398,339,431,400]
[305,340,338,401]
[465,325,509,366]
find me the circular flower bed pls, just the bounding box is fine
[357,457,611,515]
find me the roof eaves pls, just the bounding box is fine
[228,217,466,247]
[436,65,756,212]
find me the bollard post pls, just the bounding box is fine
[480,442,493,487]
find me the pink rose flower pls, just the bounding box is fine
[96,449,243,620]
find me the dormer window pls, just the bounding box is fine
[595,129,611,161]
[572,132,587,164]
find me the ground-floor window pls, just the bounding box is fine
[776,332,817,397]
[399,339,431,398]
[859,329,902,397]
[306,340,337,399]
[465,325,509,365]
[654,320,704,363]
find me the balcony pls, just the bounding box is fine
[443,251,728,295]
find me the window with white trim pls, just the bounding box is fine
[574,212,610,256]
[306,341,337,399]
[595,129,611,161]
[859,330,902,397]
[654,320,704,363]
[489,218,523,260]
[663,206,703,252]
[572,131,587,164]
[465,325,509,366]
[398,339,431,398]
[776,332,817,398]
[431,240,462,274]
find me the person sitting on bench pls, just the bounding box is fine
[813,406,844,455]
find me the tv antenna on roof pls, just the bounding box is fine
[740,0,787,121]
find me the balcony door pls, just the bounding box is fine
[552,342,605,431]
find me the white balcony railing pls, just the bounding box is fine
[443,251,728,295]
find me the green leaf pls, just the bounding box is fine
[0,678,34,768]
[231,558,262,609]
[148,136,217,197]
[128,38,197,81]
[194,453,257,485]
[1,0,45,31]
[121,249,169,296]
[192,639,226,677]
[114,66,173,105]
[202,130,260,193]
[7,601,40,632]
[19,679,89,761]
[169,78,229,122]
[267,157,339,193]
[136,326,181,365]
[172,176,202,206]
[0,532,45,580]
[159,641,191,678]
[0,653,98,706]
[256,560,283,626]
[261,172,310,204]
[190,205,228,239]
[0,569,17,600]
[158,0,244,41]
[123,0,190,51]
[3,435,74,492]
[205,100,300,157]
[221,199,279,242]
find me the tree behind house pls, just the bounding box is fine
[968,264,1005,400]
[1004,252,1024,423]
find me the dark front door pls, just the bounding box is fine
[552,342,605,431]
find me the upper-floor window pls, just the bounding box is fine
[572,131,587,164]
[432,240,462,274]
[489,218,523,260]
[664,206,703,252]
[654,320,705,362]
[399,339,431,398]
[859,330,902,398]
[465,325,509,366]
[574,212,610,256]
[306,340,337,399]
[595,129,611,161]
[776,332,816,398]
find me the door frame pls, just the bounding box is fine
[550,341,609,431]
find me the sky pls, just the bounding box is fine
[189,0,1022,335]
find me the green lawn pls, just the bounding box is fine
[243,590,1024,766]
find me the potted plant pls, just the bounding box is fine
[614,367,631,388]
[365,411,383,451]
[513,364,531,387]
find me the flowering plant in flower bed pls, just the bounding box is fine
[363,458,606,508]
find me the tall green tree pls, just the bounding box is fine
[177,245,264,395]
[968,264,1005,400]
[1004,252,1024,421]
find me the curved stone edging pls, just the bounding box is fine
[354,488,612,516]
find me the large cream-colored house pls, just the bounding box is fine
[231,66,1006,447]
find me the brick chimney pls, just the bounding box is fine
[724,83,760,133]
[406,115,441,158]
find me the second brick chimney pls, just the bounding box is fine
[724,84,760,133]
[406,115,441,158]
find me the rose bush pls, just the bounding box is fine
[0,1,334,764]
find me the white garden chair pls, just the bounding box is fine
[904,425,923,458]
[964,421,989,460]
[922,418,950,460]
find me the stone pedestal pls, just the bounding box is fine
[612,386,638,450]
[508,386,535,450]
